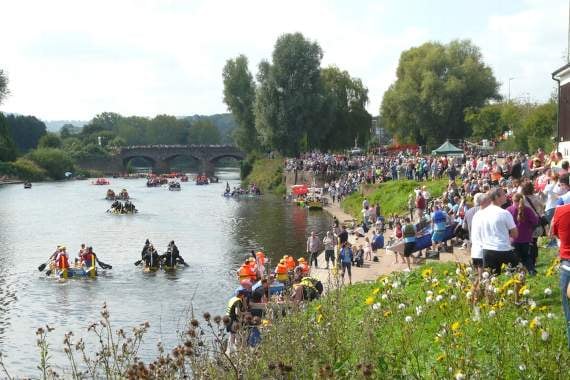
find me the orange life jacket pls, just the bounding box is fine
[286,256,296,271]
[238,264,251,280]
[275,263,288,281]
[57,253,70,269]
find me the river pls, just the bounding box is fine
[0,168,332,376]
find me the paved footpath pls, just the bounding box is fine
[310,199,470,287]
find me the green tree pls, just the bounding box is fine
[465,104,509,140]
[319,66,372,150]
[38,132,63,148]
[0,69,8,105]
[27,148,74,180]
[0,113,17,161]
[187,120,221,144]
[146,115,188,145]
[255,33,324,155]
[223,55,258,152]
[522,101,557,153]
[381,40,499,148]
[5,114,47,152]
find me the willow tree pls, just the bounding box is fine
[381,40,500,148]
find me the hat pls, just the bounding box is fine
[279,259,285,264]
[298,257,306,262]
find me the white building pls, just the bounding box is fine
[553,63,570,160]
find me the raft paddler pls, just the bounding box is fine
[161,240,187,267]
[275,259,288,282]
[285,255,296,271]
[143,244,160,269]
[238,259,257,282]
[81,246,95,268]
[55,246,70,271]
[141,239,150,259]
[297,257,310,276]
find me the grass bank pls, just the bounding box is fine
[243,158,285,195]
[341,179,449,219]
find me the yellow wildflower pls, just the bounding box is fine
[518,285,528,296]
[262,319,270,327]
[422,268,433,278]
[451,321,461,331]
[372,288,380,295]
[436,353,446,362]
[529,318,539,331]
[365,296,375,305]
[316,314,324,324]
[383,310,392,318]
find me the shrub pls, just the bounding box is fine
[12,158,47,181]
[27,148,74,180]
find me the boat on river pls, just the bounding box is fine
[386,223,457,255]
[92,178,110,185]
[24,182,32,189]
[168,182,181,191]
[47,263,97,279]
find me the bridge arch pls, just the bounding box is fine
[122,155,157,168]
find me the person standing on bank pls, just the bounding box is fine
[322,231,335,269]
[339,242,353,285]
[477,188,519,274]
[306,231,321,268]
[551,198,570,350]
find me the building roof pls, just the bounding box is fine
[553,63,570,79]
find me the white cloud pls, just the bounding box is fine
[0,0,567,120]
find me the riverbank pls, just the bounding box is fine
[311,197,470,287]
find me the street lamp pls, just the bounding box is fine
[508,77,516,103]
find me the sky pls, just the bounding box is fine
[0,0,568,121]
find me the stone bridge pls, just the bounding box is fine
[118,145,246,173]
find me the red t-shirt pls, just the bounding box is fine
[551,204,570,260]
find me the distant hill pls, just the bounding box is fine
[44,120,87,133]
[181,113,237,144]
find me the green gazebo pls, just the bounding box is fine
[431,140,463,156]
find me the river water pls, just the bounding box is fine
[0,168,332,376]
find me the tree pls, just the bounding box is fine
[381,40,500,148]
[522,101,557,153]
[465,104,509,140]
[38,132,63,149]
[0,113,17,161]
[318,66,372,150]
[0,69,8,105]
[255,33,324,156]
[223,55,258,152]
[5,114,47,152]
[187,120,221,145]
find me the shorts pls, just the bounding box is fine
[404,242,416,257]
[341,262,352,277]
[432,230,446,243]
[472,258,484,268]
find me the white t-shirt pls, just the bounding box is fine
[470,209,484,259]
[544,182,565,211]
[477,204,516,252]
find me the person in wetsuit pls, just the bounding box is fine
[161,240,187,267]
[143,244,160,269]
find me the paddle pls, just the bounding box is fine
[38,260,50,272]
[94,254,112,270]
[134,259,143,266]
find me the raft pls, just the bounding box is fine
[251,280,285,296]
[387,223,457,255]
[306,201,323,210]
[143,266,159,273]
[49,264,97,279]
